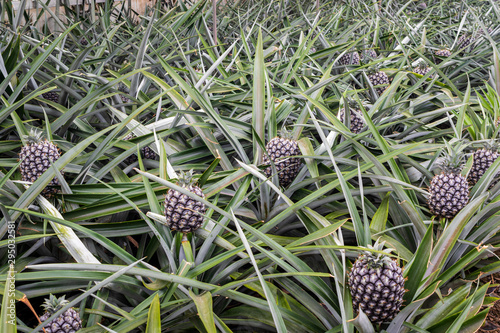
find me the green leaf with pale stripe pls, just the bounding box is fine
[253,28,265,164]
[146,294,161,333]
[189,290,216,333]
[0,265,17,333]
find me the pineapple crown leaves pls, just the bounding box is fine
[416,61,430,70]
[438,140,470,174]
[483,140,500,152]
[42,294,70,314]
[339,98,363,118]
[365,64,383,76]
[471,139,500,153]
[177,169,197,188]
[277,127,294,140]
[358,240,396,269]
[23,129,46,145]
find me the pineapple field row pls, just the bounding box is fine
[1,0,500,332]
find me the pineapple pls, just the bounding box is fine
[263,132,302,188]
[367,69,390,96]
[413,62,435,93]
[468,144,499,186]
[458,27,493,52]
[348,241,405,324]
[164,170,206,233]
[42,91,59,103]
[413,62,434,78]
[338,103,365,134]
[428,144,469,219]
[19,129,62,197]
[434,48,451,63]
[40,294,82,333]
[360,49,377,62]
[118,83,130,103]
[123,133,159,164]
[338,51,360,66]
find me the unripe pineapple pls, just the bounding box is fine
[360,49,377,62]
[40,294,82,333]
[19,129,62,197]
[458,27,493,52]
[164,170,206,233]
[339,103,365,134]
[42,91,59,103]
[468,144,499,186]
[118,83,130,103]
[413,62,435,93]
[367,69,390,96]
[338,51,360,66]
[434,48,451,63]
[413,62,434,78]
[428,144,469,219]
[348,241,405,324]
[123,133,159,164]
[263,132,302,188]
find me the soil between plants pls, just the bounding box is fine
[479,272,500,332]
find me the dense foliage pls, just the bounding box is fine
[1,0,500,332]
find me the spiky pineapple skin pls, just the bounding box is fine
[339,108,365,134]
[468,148,499,186]
[19,139,61,197]
[42,92,59,103]
[164,184,206,233]
[360,49,377,61]
[40,308,82,333]
[120,94,130,103]
[263,137,302,188]
[367,71,390,96]
[124,134,158,164]
[458,28,493,52]
[348,257,405,324]
[435,49,451,63]
[338,51,360,66]
[428,173,469,219]
[118,84,130,103]
[414,65,433,77]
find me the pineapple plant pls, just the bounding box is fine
[367,68,390,96]
[348,241,405,324]
[263,132,302,188]
[468,143,499,186]
[338,51,360,66]
[19,129,62,197]
[338,102,365,134]
[427,144,470,219]
[164,170,206,233]
[40,294,82,333]
[123,133,159,164]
